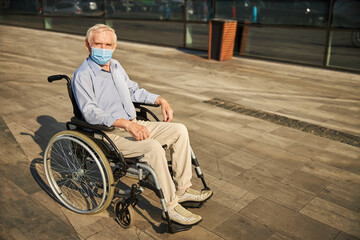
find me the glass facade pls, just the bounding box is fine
[242,27,326,65]
[109,19,184,47]
[0,0,359,71]
[329,30,360,70]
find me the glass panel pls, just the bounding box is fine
[45,17,102,34]
[259,0,329,26]
[186,0,213,21]
[43,0,104,16]
[0,0,43,15]
[106,0,184,20]
[185,23,208,50]
[0,15,43,28]
[332,0,360,28]
[240,26,326,65]
[110,19,183,47]
[328,31,360,70]
[215,0,329,26]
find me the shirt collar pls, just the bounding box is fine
[87,56,102,76]
[87,56,118,75]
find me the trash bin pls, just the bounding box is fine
[208,19,238,61]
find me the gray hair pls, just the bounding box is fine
[85,24,117,45]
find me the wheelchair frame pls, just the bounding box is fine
[44,74,211,233]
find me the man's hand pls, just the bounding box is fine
[125,121,150,141]
[113,119,150,141]
[155,97,173,122]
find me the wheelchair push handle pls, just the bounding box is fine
[48,75,71,84]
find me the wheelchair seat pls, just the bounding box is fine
[44,74,211,234]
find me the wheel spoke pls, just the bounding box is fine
[44,132,114,214]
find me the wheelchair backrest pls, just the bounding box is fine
[48,75,84,120]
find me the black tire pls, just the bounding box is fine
[115,199,135,229]
[44,130,114,214]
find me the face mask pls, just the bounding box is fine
[90,47,113,65]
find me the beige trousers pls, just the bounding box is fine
[106,119,192,210]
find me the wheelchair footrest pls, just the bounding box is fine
[180,201,206,208]
[168,222,193,234]
[161,216,198,233]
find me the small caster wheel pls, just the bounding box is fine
[115,199,135,229]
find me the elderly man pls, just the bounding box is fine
[72,24,212,226]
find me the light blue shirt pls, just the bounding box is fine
[72,57,159,127]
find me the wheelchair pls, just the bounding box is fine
[43,74,211,233]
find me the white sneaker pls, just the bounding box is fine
[164,204,202,225]
[178,188,213,203]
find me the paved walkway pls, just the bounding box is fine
[0,24,359,240]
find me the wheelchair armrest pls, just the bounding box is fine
[133,102,160,108]
[70,117,115,132]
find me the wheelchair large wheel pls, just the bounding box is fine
[44,130,114,214]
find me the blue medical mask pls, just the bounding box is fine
[90,47,113,65]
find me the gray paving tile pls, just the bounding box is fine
[268,232,293,240]
[286,142,325,159]
[312,144,360,175]
[275,150,312,163]
[334,232,360,240]
[244,157,305,182]
[209,179,258,212]
[83,224,153,240]
[281,170,330,195]
[242,140,288,160]
[240,197,339,240]
[328,168,360,185]
[250,132,296,149]
[193,198,236,230]
[213,213,274,240]
[300,197,360,238]
[220,149,266,170]
[144,224,223,240]
[7,214,80,240]
[0,196,44,230]
[0,177,28,202]
[191,140,242,180]
[235,125,268,140]
[300,161,340,180]
[318,182,360,211]
[0,162,42,195]
[234,170,315,211]
[0,230,15,240]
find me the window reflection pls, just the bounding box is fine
[215,0,328,26]
[259,0,328,26]
[332,0,360,28]
[43,0,104,16]
[242,26,325,64]
[106,0,184,20]
[1,0,43,15]
[215,0,253,22]
[187,0,212,21]
[329,31,360,70]
[111,19,184,46]
[185,23,208,49]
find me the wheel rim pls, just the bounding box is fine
[44,134,109,214]
[115,200,134,228]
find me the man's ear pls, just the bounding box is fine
[85,39,91,53]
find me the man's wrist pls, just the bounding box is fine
[114,118,132,130]
[155,96,165,105]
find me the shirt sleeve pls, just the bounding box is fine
[72,71,118,127]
